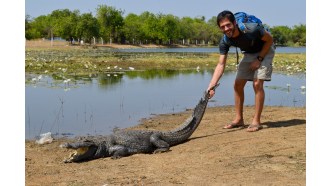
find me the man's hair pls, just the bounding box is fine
[216,10,235,27]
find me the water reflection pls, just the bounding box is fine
[25,70,305,139]
[26,69,209,88]
[98,73,124,88]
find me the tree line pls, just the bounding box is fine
[25,5,306,46]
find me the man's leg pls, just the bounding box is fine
[247,79,265,132]
[223,79,247,129]
[233,79,247,123]
[234,79,247,123]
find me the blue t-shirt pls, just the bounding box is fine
[219,23,265,54]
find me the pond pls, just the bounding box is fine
[25,70,306,139]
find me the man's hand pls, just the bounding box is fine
[207,83,219,99]
[208,89,215,99]
[249,60,261,71]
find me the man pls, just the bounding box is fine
[207,10,275,132]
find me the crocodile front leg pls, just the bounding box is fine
[150,133,170,153]
[107,145,130,159]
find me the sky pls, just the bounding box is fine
[25,0,306,27]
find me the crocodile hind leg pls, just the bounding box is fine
[150,133,170,153]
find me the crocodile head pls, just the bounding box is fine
[60,141,98,163]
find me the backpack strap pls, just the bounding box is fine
[223,35,239,66]
[235,47,239,66]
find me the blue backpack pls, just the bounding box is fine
[234,12,263,33]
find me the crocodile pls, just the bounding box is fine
[60,84,219,163]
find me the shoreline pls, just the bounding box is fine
[25,39,305,49]
[25,39,212,49]
[25,104,306,141]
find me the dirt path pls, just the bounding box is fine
[25,106,305,185]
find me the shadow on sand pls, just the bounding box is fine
[263,119,306,128]
[189,118,306,142]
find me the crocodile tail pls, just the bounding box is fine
[163,90,210,145]
[192,91,209,126]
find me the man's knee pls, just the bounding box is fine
[234,79,246,91]
[253,79,264,90]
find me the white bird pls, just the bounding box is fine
[63,79,71,84]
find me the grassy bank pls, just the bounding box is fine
[25,47,305,76]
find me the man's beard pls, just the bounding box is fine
[225,28,235,38]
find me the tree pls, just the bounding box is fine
[75,13,100,44]
[25,8,306,46]
[96,5,124,43]
[139,11,159,44]
[123,13,143,44]
[191,17,207,44]
[290,24,306,46]
[158,14,181,44]
[25,15,33,40]
[25,15,53,39]
[180,17,196,45]
[207,16,223,45]
[270,26,291,46]
[49,9,81,43]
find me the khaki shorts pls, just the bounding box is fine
[236,45,275,81]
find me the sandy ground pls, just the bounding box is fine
[25,106,305,185]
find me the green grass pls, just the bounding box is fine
[25,48,306,76]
